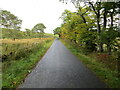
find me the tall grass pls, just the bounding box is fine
[2,38,54,88]
[2,38,52,62]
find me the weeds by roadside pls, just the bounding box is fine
[61,39,120,88]
[2,39,54,88]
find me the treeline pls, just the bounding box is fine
[0,9,53,39]
[54,1,120,54]
[1,28,54,39]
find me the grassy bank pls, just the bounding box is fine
[61,40,120,88]
[2,38,54,88]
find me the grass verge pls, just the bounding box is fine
[61,39,120,88]
[2,39,54,88]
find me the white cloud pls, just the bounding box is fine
[0,0,76,33]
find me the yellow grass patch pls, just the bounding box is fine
[1,38,53,44]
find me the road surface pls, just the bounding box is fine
[19,39,106,88]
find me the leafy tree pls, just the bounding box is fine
[53,27,61,37]
[100,2,120,54]
[32,23,46,33]
[59,0,103,52]
[32,23,46,38]
[88,2,104,52]
[0,9,22,30]
[25,28,32,38]
[60,8,97,51]
[59,0,120,54]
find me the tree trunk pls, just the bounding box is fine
[110,12,113,27]
[59,34,61,38]
[97,12,103,52]
[103,8,111,54]
[88,2,103,52]
[103,8,107,31]
[107,12,113,54]
[107,44,111,55]
[81,14,86,24]
[77,7,88,30]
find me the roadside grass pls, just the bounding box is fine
[2,39,54,88]
[1,38,53,63]
[1,38,53,44]
[61,40,120,88]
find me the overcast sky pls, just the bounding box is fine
[0,0,76,33]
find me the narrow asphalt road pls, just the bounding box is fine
[19,39,106,88]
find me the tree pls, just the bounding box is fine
[59,0,103,52]
[88,2,104,52]
[53,27,61,37]
[0,9,22,30]
[32,23,46,33]
[32,23,46,38]
[59,0,120,54]
[100,2,120,54]
[63,9,96,51]
[25,28,32,38]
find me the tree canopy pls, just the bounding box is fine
[0,10,22,30]
[32,23,46,33]
[54,0,120,54]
